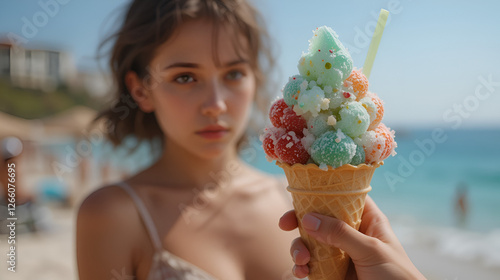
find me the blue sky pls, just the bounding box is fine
[1,0,499,128]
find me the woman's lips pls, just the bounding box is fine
[196,125,230,139]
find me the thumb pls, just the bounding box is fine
[302,213,376,261]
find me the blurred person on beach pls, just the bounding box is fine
[0,137,29,205]
[0,137,38,232]
[76,0,424,279]
[454,182,468,227]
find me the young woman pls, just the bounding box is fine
[77,0,297,279]
[76,0,425,279]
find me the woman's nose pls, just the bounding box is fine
[201,80,227,117]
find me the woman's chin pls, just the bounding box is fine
[195,144,234,161]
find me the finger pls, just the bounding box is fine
[290,237,310,266]
[301,213,376,261]
[293,264,309,278]
[279,210,298,231]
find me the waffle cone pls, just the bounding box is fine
[277,161,382,280]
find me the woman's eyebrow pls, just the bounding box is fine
[164,62,199,70]
[163,59,248,70]
[223,59,248,67]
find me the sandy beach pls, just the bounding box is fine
[400,230,500,280]
[0,203,499,280]
[407,243,500,280]
[0,204,77,280]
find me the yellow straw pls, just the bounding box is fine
[362,9,389,79]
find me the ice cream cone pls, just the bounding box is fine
[277,161,382,280]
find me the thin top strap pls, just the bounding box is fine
[117,182,164,252]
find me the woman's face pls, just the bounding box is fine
[144,19,256,160]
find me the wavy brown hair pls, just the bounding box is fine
[94,0,275,152]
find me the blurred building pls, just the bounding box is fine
[0,42,76,92]
[73,70,112,98]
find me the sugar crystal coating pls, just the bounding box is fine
[355,123,396,163]
[281,107,307,136]
[311,129,356,168]
[298,26,353,89]
[269,98,306,136]
[275,131,310,164]
[261,126,286,161]
[366,92,384,130]
[345,68,369,100]
[295,86,330,117]
[350,143,366,165]
[307,112,334,137]
[283,75,306,106]
[335,101,370,138]
[374,123,396,160]
[359,97,377,125]
[269,99,288,128]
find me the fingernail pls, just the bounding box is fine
[302,214,321,231]
[293,249,299,262]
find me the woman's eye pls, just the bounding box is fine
[226,70,243,80]
[175,74,195,84]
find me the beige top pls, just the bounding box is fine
[118,182,218,280]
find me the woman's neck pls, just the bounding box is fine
[147,141,244,190]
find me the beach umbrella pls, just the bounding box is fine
[0,111,33,140]
[40,106,98,137]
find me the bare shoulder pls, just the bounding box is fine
[77,182,154,250]
[76,184,142,279]
[76,183,144,246]
[78,184,135,222]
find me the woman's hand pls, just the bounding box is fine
[278,196,426,280]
